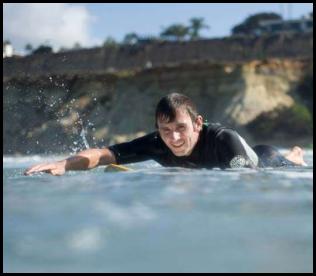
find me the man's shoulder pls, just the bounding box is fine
[203,122,232,137]
[130,130,167,149]
[139,131,163,144]
[203,122,242,147]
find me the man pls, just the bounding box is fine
[24,93,306,176]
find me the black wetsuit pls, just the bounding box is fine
[108,123,295,169]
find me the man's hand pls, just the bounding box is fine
[23,148,116,176]
[24,161,66,176]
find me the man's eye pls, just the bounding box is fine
[178,126,185,131]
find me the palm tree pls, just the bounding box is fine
[160,24,189,41]
[189,17,209,40]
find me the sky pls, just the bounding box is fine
[3,3,313,54]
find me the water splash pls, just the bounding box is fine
[80,127,90,149]
[77,113,90,149]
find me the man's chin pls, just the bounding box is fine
[173,152,185,157]
[171,149,190,157]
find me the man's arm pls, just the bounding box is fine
[215,129,258,169]
[24,148,116,176]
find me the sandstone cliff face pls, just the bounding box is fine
[223,59,305,124]
[3,57,313,154]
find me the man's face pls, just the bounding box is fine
[157,109,203,157]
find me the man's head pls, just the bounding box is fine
[155,93,203,156]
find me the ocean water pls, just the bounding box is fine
[3,150,313,272]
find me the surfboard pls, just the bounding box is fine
[104,163,133,172]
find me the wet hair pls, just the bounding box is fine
[155,93,199,128]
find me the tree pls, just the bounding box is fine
[123,32,139,45]
[231,12,282,36]
[73,42,82,50]
[32,45,53,55]
[58,46,69,52]
[103,36,118,49]
[160,24,190,41]
[25,43,33,54]
[188,17,209,40]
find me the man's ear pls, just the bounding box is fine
[194,115,203,131]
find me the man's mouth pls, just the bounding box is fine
[171,142,185,149]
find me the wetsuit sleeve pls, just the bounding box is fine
[215,129,258,169]
[108,132,160,164]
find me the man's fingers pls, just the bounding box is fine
[24,163,55,175]
[50,170,63,176]
[24,164,45,175]
[24,162,66,176]
[24,165,40,175]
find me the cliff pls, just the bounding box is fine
[3,34,313,154]
[3,32,313,79]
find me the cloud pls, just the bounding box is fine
[3,3,101,53]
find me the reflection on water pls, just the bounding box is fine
[3,150,313,272]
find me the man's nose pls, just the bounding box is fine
[171,131,180,141]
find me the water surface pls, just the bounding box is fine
[3,150,313,272]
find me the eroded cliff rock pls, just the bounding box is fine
[3,57,313,154]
